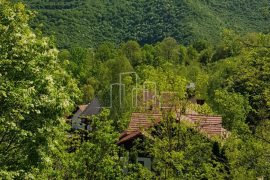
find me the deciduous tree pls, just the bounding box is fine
[0,1,80,178]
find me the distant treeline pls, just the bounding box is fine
[11,0,270,49]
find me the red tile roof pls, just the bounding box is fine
[179,113,228,139]
[118,131,141,145]
[117,109,229,145]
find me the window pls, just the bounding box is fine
[137,157,151,171]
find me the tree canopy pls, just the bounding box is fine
[10,0,270,49]
[1,0,270,179]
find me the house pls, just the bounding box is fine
[68,98,101,131]
[117,110,228,170]
[117,90,228,170]
[118,110,227,146]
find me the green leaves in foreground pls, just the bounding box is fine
[0,0,80,178]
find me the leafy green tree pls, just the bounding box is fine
[32,109,128,179]
[212,29,243,61]
[193,39,211,53]
[186,45,199,62]
[260,6,269,19]
[0,1,80,178]
[207,57,240,107]
[159,37,179,63]
[224,129,270,179]
[178,44,188,65]
[68,47,90,86]
[196,71,209,101]
[227,33,270,129]
[95,43,113,62]
[58,49,71,69]
[141,44,154,65]
[97,50,134,131]
[199,47,213,65]
[82,84,95,104]
[81,77,99,104]
[58,49,71,63]
[152,42,165,67]
[70,109,126,179]
[122,40,142,67]
[214,90,250,131]
[143,101,226,179]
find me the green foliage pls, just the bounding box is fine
[69,109,126,179]
[97,50,134,131]
[196,71,209,100]
[224,130,270,179]
[122,40,142,67]
[222,32,270,129]
[188,103,215,115]
[11,0,269,49]
[144,109,226,179]
[67,47,90,86]
[82,84,95,104]
[193,39,212,53]
[159,37,179,63]
[260,6,269,19]
[0,0,80,178]
[32,109,127,179]
[214,90,250,130]
[199,47,214,65]
[95,43,114,62]
[187,45,199,62]
[3,0,270,178]
[141,44,154,66]
[58,49,71,63]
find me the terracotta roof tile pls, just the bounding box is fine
[117,131,141,145]
[118,109,229,145]
[117,131,155,145]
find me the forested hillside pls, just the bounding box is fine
[1,0,270,179]
[11,0,270,49]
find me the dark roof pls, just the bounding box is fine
[117,109,229,145]
[81,98,101,118]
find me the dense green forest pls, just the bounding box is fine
[10,0,270,49]
[1,0,270,179]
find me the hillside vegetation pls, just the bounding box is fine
[12,0,269,49]
[2,1,270,179]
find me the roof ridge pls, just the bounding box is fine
[188,114,222,117]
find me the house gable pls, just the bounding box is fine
[71,98,101,131]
